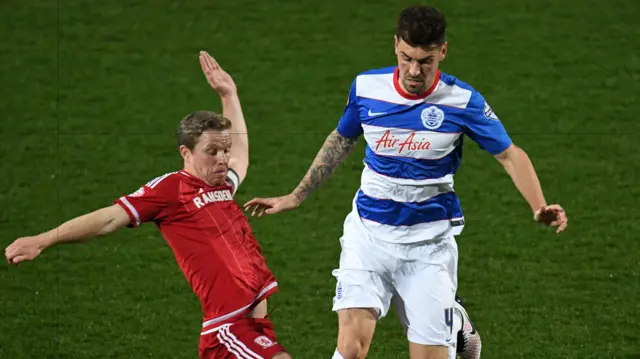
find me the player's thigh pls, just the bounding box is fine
[272,352,293,359]
[394,236,459,347]
[248,298,268,318]
[408,342,449,359]
[332,213,394,319]
[405,311,459,359]
[337,308,378,359]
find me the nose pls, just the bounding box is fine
[216,152,229,166]
[409,62,421,77]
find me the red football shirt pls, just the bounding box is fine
[114,169,278,328]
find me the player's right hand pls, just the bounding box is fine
[199,50,237,98]
[534,204,568,233]
[5,236,46,264]
[243,194,301,217]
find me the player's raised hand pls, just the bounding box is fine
[199,50,237,97]
[534,204,568,233]
[243,194,301,217]
[5,235,47,264]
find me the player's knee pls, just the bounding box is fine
[337,339,368,359]
[337,308,377,359]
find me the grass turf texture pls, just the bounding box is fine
[1,1,638,358]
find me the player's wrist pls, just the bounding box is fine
[289,191,304,206]
[532,204,549,221]
[219,92,239,102]
[38,231,57,249]
[532,203,546,214]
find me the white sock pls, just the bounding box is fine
[332,348,345,359]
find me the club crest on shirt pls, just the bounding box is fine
[255,335,276,348]
[129,187,145,197]
[421,106,445,130]
[483,101,499,121]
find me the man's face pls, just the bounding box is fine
[181,130,232,187]
[394,36,447,95]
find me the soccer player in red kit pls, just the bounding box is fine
[5,51,292,359]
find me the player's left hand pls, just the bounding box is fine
[243,194,301,217]
[534,204,567,233]
[199,50,237,98]
[5,236,47,264]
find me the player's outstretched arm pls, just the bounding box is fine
[221,94,247,183]
[290,129,358,203]
[5,204,130,264]
[494,144,568,233]
[199,51,249,185]
[243,129,358,216]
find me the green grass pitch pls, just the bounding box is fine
[1,1,638,358]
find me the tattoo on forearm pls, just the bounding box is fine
[294,131,357,202]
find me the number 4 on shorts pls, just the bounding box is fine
[444,307,454,337]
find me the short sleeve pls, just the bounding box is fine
[114,174,173,228]
[462,92,513,155]
[336,78,363,138]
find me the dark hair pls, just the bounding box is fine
[176,110,232,150]
[396,5,446,48]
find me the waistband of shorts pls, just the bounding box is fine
[201,282,278,335]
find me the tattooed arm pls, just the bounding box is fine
[243,76,362,216]
[291,129,358,203]
[243,129,359,216]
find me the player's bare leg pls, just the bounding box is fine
[408,342,448,359]
[249,298,268,318]
[334,308,377,359]
[272,352,293,359]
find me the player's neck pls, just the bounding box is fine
[182,167,207,185]
[394,68,440,99]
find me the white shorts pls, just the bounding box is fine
[332,210,459,346]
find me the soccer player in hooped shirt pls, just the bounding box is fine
[244,5,567,359]
[5,51,292,359]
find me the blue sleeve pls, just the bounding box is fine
[336,79,363,138]
[463,92,512,155]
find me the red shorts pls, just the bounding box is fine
[199,317,287,359]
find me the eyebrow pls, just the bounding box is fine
[400,51,434,62]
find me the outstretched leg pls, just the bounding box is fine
[333,308,378,359]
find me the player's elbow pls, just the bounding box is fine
[494,143,522,163]
[98,219,120,236]
[495,144,533,176]
[96,205,130,236]
[228,156,249,185]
